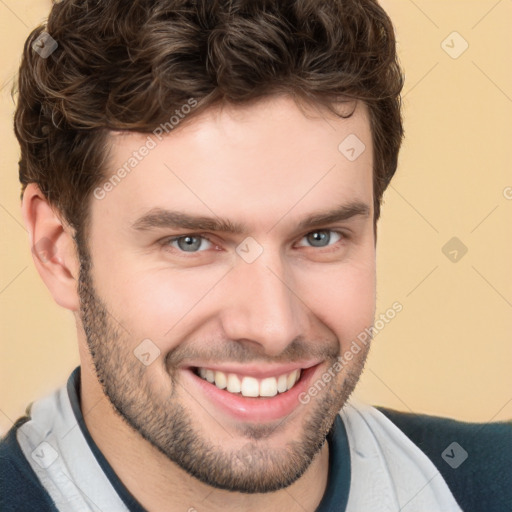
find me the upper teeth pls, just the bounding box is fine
[197,368,301,397]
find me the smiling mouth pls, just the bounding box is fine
[193,367,302,398]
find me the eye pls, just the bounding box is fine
[296,230,344,248]
[163,234,214,253]
[160,229,346,255]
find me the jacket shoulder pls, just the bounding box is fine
[376,406,512,512]
[0,417,59,512]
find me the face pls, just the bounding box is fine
[78,95,376,493]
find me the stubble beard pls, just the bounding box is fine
[76,237,370,493]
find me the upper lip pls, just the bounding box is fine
[185,360,321,379]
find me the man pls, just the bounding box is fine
[1,0,510,510]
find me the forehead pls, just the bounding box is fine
[95,95,373,232]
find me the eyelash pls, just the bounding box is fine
[160,229,349,255]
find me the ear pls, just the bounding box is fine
[21,183,80,311]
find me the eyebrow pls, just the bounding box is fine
[131,201,371,234]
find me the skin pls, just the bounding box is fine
[22,94,376,512]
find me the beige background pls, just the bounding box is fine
[1,0,511,435]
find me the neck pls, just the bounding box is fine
[79,363,330,512]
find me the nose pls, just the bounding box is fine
[219,252,305,357]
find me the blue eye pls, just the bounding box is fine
[297,230,343,248]
[166,235,213,252]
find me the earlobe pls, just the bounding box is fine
[21,183,80,311]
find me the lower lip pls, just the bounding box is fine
[181,365,320,423]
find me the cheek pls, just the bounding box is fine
[94,260,228,345]
[337,267,376,348]
[296,255,376,346]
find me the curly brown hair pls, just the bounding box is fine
[15,0,404,236]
